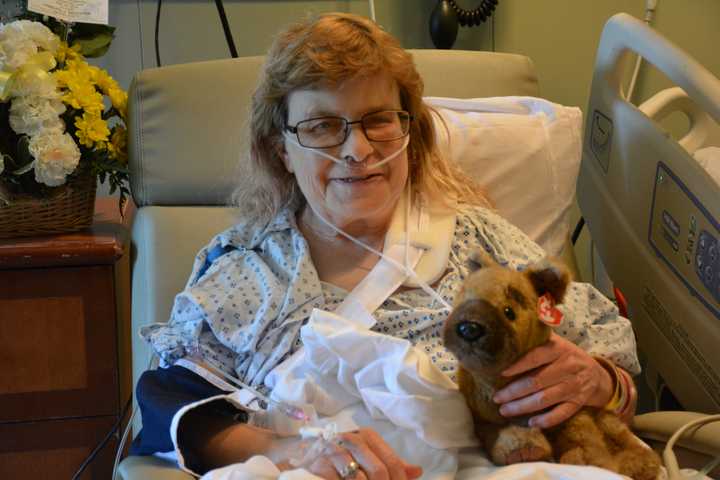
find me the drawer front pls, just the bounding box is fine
[0,416,119,479]
[0,266,118,422]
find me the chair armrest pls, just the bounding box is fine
[632,411,720,457]
[118,455,194,480]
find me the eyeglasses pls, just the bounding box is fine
[285,110,412,149]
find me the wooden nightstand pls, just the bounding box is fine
[0,197,133,479]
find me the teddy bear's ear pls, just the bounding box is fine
[525,258,571,303]
[468,248,497,272]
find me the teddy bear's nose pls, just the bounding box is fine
[456,321,487,342]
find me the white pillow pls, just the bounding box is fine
[425,96,583,257]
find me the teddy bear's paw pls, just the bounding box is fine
[489,426,553,466]
[616,447,662,480]
[558,445,617,470]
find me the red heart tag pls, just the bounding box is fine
[538,293,563,326]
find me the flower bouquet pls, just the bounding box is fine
[0,14,129,238]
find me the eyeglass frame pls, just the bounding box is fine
[284,109,413,149]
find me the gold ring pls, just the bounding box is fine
[339,460,360,479]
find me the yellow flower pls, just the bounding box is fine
[55,42,83,64]
[108,87,128,118]
[95,68,120,94]
[63,82,104,114]
[108,125,128,163]
[55,66,104,114]
[74,112,110,147]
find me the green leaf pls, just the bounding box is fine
[12,160,34,175]
[71,23,116,40]
[15,136,34,169]
[73,31,114,58]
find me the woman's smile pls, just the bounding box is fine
[331,172,383,184]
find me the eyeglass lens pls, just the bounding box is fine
[295,111,410,148]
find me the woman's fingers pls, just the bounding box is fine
[337,428,423,480]
[528,401,582,428]
[338,432,391,480]
[498,379,577,418]
[494,354,581,404]
[328,451,369,480]
[361,429,422,479]
[304,428,420,480]
[307,456,341,480]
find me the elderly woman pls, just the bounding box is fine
[132,12,640,480]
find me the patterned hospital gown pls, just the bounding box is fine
[140,204,641,392]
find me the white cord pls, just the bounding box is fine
[111,350,157,480]
[368,0,376,22]
[113,400,138,479]
[626,54,643,103]
[698,455,720,478]
[663,414,720,480]
[625,0,658,102]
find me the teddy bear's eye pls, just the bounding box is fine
[503,306,516,320]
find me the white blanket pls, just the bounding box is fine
[199,307,641,480]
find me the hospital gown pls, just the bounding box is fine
[132,204,641,473]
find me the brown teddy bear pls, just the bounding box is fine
[443,250,661,480]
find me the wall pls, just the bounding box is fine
[102,0,720,282]
[101,0,492,89]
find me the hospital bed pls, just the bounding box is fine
[119,13,718,480]
[575,12,720,477]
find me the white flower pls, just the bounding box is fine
[7,63,59,98]
[9,95,66,136]
[0,20,59,71]
[29,131,81,187]
[19,21,60,54]
[0,34,36,71]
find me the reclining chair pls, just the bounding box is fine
[119,50,719,479]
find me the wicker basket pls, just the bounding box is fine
[0,167,97,239]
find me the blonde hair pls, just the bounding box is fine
[232,12,489,224]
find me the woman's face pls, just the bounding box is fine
[282,73,409,232]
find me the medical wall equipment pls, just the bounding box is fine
[577,13,720,414]
[429,0,498,49]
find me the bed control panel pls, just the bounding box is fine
[649,162,720,318]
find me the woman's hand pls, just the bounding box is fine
[275,428,423,480]
[492,332,614,429]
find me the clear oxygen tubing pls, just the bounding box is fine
[284,134,410,171]
[187,358,309,422]
[308,184,452,311]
